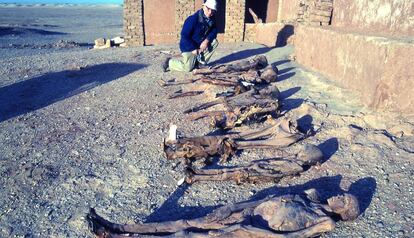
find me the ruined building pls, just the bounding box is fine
[123,0,414,113]
[123,0,336,46]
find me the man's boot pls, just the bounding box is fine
[161,57,171,72]
[196,53,207,65]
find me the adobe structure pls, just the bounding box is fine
[123,0,414,113]
[123,0,335,45]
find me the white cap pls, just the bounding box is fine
[203,0,217,11]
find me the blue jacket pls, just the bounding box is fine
[179,9,218,53]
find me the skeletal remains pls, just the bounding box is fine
[185,85,280,129]
[199,66,278,91]
[87,189,360,238]
[184,144,323,184]
[193,55,269,75]
[159,55,277,94]
[195,55,278,96]
[163,116,305,164]
[194,54,277,88]
[86,54,363,237]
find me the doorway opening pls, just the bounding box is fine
[245,0,279,23]
[215,0,226,33]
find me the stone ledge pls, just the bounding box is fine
[294,25,414,113]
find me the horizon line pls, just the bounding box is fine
[0,2,123,5]
[0,1,122,4]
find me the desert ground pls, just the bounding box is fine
[0,4,413,238]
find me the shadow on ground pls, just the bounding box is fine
[275,24,295,47]
[211,24,294,65]
[0,26,66,37]
[278,72,296,82]
[210,24,294,65]
[280,87,301,99]
[281,98,304,112]
[277,67,295,75]
[317,138,339,162]
[0,63,146,122]
[272,60,290,68]
[145,184,221,223]
[212,47,272,65]
[145,140,373,222]
[252,175,377,215]
[145,174,376,223]
[296,114,316,135]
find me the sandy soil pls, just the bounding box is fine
[0,5,413,238]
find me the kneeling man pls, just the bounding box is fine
[163,0,219,72]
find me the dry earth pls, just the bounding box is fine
[0,5,413,238]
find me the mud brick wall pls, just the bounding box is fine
[123,0,144,46]
[175,0,195,40]
[266,0,279,22]
[277,0,300,22]
[225,0,246,42]
[297,0,333,26]
[332,0,414,37]
[295,25,414,113]
[244,23,257,42]
[124,0,248,45]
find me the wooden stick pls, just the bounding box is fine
[169,90,204,99]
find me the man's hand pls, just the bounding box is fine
[192,49,198,55]
[199,39,209,53]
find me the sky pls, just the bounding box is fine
[0,0,122,3]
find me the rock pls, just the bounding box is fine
[363,115,387,130]
[105,39,112,48]
[53,40,80,49]
[177,177,185,186]
[93,38,112,49]
[111,36,125,45]
[387,123,414,138]
[0,225,13,237]
[94,38,105,47]
[393,136,414,153]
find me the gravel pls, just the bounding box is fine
[0,5,413,238]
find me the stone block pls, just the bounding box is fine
[294,25,414,113]
[253,22,286,47]
[112,36,125,45]
[93,38,112,49]
[94,38,105,47]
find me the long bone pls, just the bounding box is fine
[158,78,200,87]
[184,144,323,184]
[185,86,280,129]
[185,85,280,113]
[199,66,278,89]
[168,90,204,99]
[164,116,305,164]
[87,189,360,238]
[189,102,279,129]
